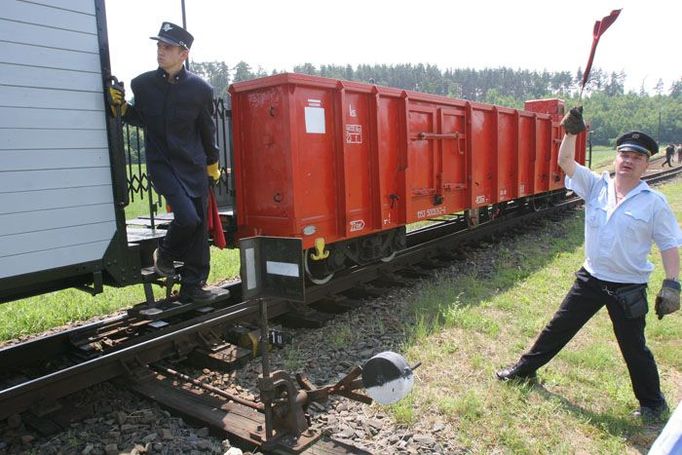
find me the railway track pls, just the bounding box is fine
[1,166,680,453]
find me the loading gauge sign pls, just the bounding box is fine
[239,236,305,302]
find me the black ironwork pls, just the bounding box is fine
[123,96,234,225]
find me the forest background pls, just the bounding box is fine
[192,61,682,147]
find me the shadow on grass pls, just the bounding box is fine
[518,380,664,444]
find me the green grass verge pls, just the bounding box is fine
[392,177,682,453]
[0,248,240,341]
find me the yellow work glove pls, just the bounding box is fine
[107,82,127,117]
[207,162,221,186]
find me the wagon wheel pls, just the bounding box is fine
[379,250,397,263]
[304,249,334,285]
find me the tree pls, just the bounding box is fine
[192,61,230,97]
[233,61,254,82]
[670,79,682,98]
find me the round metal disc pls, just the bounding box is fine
[362,351,414,405]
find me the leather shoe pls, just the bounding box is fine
[178,285,229,304]
[633,403,669,422]
[153,248,175,276]
[496,363,537,382]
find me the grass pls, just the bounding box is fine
[0,247,240,341]
[587,144,616,171]
[123,162,167,220]
[390,177,682,453]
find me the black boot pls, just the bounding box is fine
[633,402,669,422]
[496,362,537,382]
[153,248,175,276]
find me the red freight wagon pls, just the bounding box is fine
[230,73,585,282]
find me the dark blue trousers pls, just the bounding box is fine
[519,268,666,408]
[159,190,209,289]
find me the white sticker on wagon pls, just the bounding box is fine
[305,106,326,134]
[350,219,365,232]
[266,261,300,278]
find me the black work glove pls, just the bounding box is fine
[107,78,127,117]
[655,279,681,320]
[560,106,586,135]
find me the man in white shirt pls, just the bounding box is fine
[497,109,682,422]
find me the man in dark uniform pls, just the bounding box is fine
[496,108,681,422]
[662,143,675,167]
[109,22,224,304]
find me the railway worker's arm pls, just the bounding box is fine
[558,106,586,177]
[654,205,682,319]
[107,78,143,127]
[198,85,221,184]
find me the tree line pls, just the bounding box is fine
[189,60,682,147]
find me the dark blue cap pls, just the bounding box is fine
[616,131,658,157]
[150,22,193,50]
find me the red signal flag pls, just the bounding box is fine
[580,9,622,95]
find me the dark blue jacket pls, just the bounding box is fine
[125,67,219,198]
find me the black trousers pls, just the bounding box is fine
[519,268,666,408]
[159,191,209,289]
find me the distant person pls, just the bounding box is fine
[497,107,682,423]
[677,143,682,164]
[662,143,675,167]
[108,22,225,305]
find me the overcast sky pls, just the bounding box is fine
[106,0,681,95]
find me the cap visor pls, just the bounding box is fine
[150,36,181,47]
[617,144,651,155]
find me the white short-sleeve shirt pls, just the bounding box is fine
[566,164,682,283]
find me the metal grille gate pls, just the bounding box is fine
[123,97,233,227]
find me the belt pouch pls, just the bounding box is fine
[614,284,648,319]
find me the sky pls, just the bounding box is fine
[105,0,681,95]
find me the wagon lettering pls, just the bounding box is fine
[349,219,365,232]
[345,124,362,144]
[416,207,447,219]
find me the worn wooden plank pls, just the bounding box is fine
[302,438,373,454]
[0,17,99,53]
[0,239,111,279]
[0,148,110,172]
[0,222,116,258]
[19,0,96,16]
[0,86,103,111]
[0,167,112,193]
[129,376,265,446]
[0,64,103,93]
[3,1,96,34]
[0,42,101,73]
[0,202,115,237]
[1,129,108,151]
[1,127,109,152]
[0,186,113,215]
